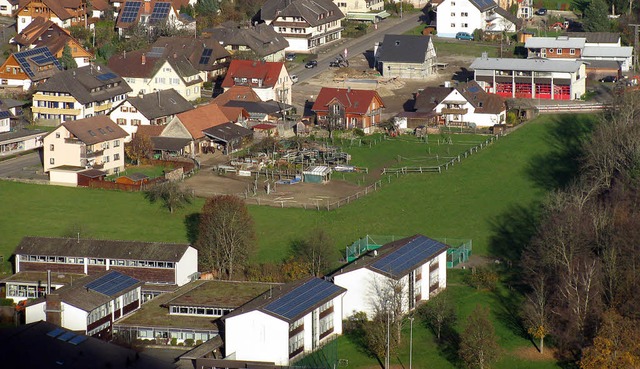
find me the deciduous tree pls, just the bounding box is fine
[459,305,499,369]
[580,309,640,369]
[196,195,255,278]
[417,290,457,341]
[125,133,153,165]
[145,181,193,213]
[289,228,335,277]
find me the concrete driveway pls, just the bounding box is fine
[0,150,48,181]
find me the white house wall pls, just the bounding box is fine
[122,60,202,101]
[25,301,46,323]
[108,101,151,142]
[44,126,82,172]
[436,0,483,38]
[225,310,290,365]
[49,169,80,186]
[333,268,377,318]
[175,246,198,286]
[62,302,88,331]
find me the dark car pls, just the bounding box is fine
[285,53,297,61]
[535,7,547,15]
[599,76,617,83]
[305,60,318,68]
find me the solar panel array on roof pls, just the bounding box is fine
[96,72,117,81]
[199,49,213,65]
[0,111,11,119]
[120,1,142,23]
[468,85,481,93]
[147,46,165,58]
[46,327,65,338]
[68,335,89,345]
[58,331,76,342]
[471,0,496,10]
[14,47,61,78]
[264,278,343,320]
[149,2,171,23]
[85,272,139,296]
[370,236,447,277]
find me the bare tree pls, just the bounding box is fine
[522,273,550,354]
[368,275,406,343]
[459,305,499,369]
[195,195,255,278]
[417,290,457,341]
[145,181,193,213]
[289,228,335,277]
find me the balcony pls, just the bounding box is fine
[82,149,104,159]
[429,262,439,272]
[441,108,468,115]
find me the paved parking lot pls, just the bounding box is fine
[0,151,48,181]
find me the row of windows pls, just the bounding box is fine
[319,300,333,313]
[20,254,175,268]
[450,12,468,16]
[319,313,334,334]
[544,48,576,55]
[88,303,111,325]
[169,305,232,317]
[123,289,139,306]
[290,318,304,331]
[116,118,142,126]
[120,106,138,113]
[451,23,469,28]
[87,321,110,337]
[289,331,304,354]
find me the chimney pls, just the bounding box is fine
[157,89,162,109]
[124,50,126,59]
[47,269,51,295]
[45,293,62,326]
[173,52,177,59]
[347,86,351,93]
[141,53,146,65]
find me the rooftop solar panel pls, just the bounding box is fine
[147,46,165,58]
[199,48,213,65]
[264,278,343,320]
[57,331,76,342]
[14,47,61,78]
[468,86,480,93]
[370,236,447,277]
[85,271,139,296]
[0,111,11,119]
[120,1,142,23]
[96,72,117,81]
[46,327,65,338]
[68,335,89,345]
[149,2,171,23]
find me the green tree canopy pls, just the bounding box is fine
[60,45,77,70]
[583,0,611,32]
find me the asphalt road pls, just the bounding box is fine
[0,151,46,180]
[290,13,423,82]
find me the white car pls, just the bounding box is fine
[291,75,299,83]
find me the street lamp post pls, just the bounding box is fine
[409,317,414,369]
[386,307,390,369]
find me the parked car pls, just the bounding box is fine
[455,32,474,41]
[599,75,617,83]
[535,7,547,15]
[305,60,318,68]
[290,74,299,83]
[285,53,296,61]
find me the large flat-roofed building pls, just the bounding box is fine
[470,56,587,100]
[113,279,280,345]
[13,236,198,290]
[25,270,143,340]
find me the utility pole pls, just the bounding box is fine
[629,24,640,72]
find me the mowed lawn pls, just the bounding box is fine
[0,114,594,267]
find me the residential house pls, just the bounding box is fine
[525,35,632,75]
[0,46,62,91]
[312,87,385,134]
[335,0,388,23]
[205,22,289,62]
[431,0,518,38]
[108,88,193,141]
[11,235,198,301]
[115,0,192,35]
[135,124,193,158]
[0,128,45,156]
[330,234,448,318]
[0,0,18,16]
[517,0,532,19]
[202,123,254,155]
[15,0,88,33]
[113,279,279,345]
[222,60,292,105]
[222,277,346,366]
[25,270,143,340]
[413,81,506,127]
[259,0,344,53]
[43,115,127,176]
[0,321,176,369]
[470,55,587,100]
[151,36,231,80]
[32,64,132,123]
[375,34,437,79]
[12,17,94,67]
[88,0,110,18]
[162,102,250,155]
[108,47,203,101]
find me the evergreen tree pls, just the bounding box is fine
[60,45,77,70]
[583,0,610,32]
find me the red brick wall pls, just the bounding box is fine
[87,265,108,274]
[21,262,84,274]
[109,267,175,284]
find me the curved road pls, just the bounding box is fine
[290,13,423,82]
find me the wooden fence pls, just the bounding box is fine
[142,158,196,174]
[88,176,166,192]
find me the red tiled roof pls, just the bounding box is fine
[312,87,383,115]
[221,60,285,89]
[213,86,262,104]
[252,123,276,130]
[136,125,165,137]
[175,103,232,139]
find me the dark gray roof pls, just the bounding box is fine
[414,86,454,112]
[224,100,293,114]
[0,321,176,369]
[202,122,253,143]
[50,270,142,311]
[0,98,27,109]
[60,116,128,145]
[469,0,497,12]
[150,136,191,151]
[206,23,289,58]
[330,234,448,279]
[565,32,621,44]
[261,0,344,26]
[579,59,622,69]
[125,172,149,181]
[152,36,230,73]
[36,64,132,105]
[223,277,346,323]
[15,236,192,262]
[377,34,433,64]
[124,89,193,120]
[0,129,46,144]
